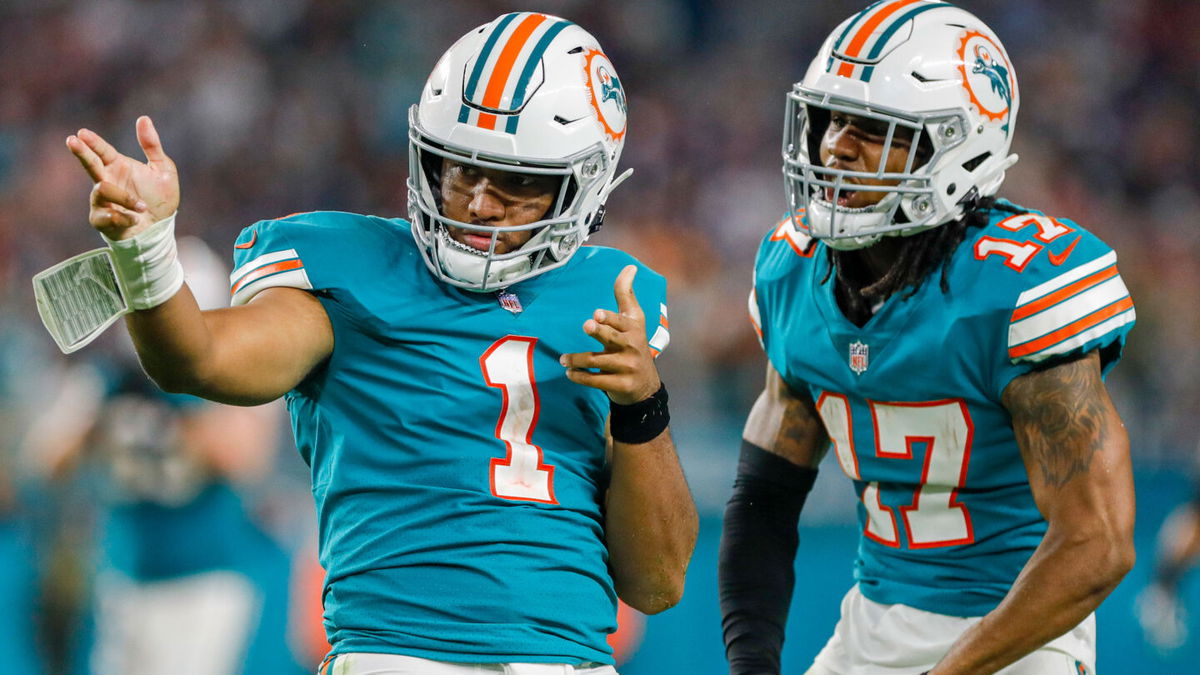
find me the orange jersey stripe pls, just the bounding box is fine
[749,313,763,339]
[1008,296,1134,359]
[477,13,547,130]
[1010,265,1119,323]
[230,259,303,295]
[836,0,923,76]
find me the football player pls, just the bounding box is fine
[719,2,1135,673]
[64,13,697,674]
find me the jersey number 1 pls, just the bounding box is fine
[817,394,975,548]
[480,336,557,503]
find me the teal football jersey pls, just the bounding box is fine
[229,212,669,664]
[751,201,1134,617]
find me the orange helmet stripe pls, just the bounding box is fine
[835,0,924,76]
[476,13,547,130]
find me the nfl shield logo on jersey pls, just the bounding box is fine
[497,290,523,315]
[848,341,869,375]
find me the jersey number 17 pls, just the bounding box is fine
[818,394,975,548]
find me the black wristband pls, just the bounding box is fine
[609,382,669,444]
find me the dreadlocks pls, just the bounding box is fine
[819,196,1021,325]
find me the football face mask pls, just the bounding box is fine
[408,13,631,292]
[783,1,1020,250]
[409,124,610,291]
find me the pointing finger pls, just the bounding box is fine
[560,351,627,374]
[77,128,124,167]
[591,308,636,334]
[136,116,170,166]
[67,135,106,183]
[563,368,621,391]
[613,265,642,318]
[583,318,626,351]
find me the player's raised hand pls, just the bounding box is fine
[65,116,179,240]
[560,265,662,405]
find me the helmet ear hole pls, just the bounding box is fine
[962,151,991,173]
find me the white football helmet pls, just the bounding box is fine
[409,12,631,291]
[784,1,1020,250]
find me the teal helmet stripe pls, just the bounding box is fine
[457,12,521,123]
[860,3,954,82]
[827,0,889,71]
[504,18,574,133]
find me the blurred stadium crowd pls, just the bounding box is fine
[2,0,1198,672]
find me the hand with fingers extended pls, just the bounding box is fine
[66,116,178,241]
[560,265,662,406]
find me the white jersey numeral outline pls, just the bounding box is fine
[996,213,1074,242]
[974,237,1043,272]
[817,395,975,548]
[974,213,1076,272]
[480,336,557,503]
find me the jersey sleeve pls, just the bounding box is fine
[632,260,670,357]
[979,214,1135,395]
[228,211,390,306]
[229,215,319,306]
[751,213,819,387]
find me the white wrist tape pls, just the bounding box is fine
[102,212,185,310]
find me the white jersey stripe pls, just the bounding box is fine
[1008,276,1131,348]
[1016,251,1116,306]
[649,325,670,354]
[1012,309,1136,363]
[748,289,762,335]
[230,249,301,286]
[230,268,313,307]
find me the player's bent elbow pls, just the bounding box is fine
[1104,514,1138,584]
[621,581,684,615]
[144,366,204,396]
[614,564,687,615]
[1085,528,1136,598]
[1107,535,1137,586]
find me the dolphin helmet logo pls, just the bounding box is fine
[584,49,627,141]
[972,45,1012,115]
[597,66,627,115]
[957,30,1015,137]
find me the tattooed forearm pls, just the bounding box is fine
[1003,351,1110,488]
